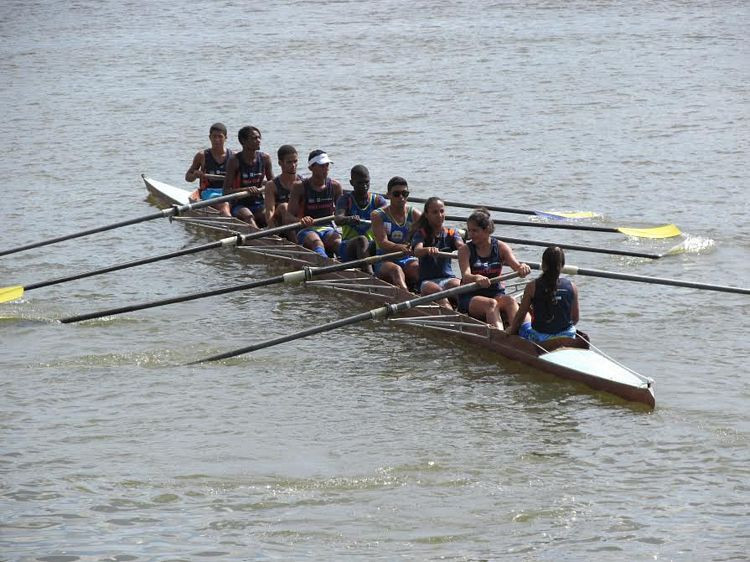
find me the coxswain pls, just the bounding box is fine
[221,125,273,227]
[507,246,579,341]
[184,122,233,202]
[287,150,343,258]
[410,197,464,307]
[370,176,421,291]
[457,208,531,329]
[334,165,387,272]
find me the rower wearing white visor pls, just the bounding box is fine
[287,149,343,258]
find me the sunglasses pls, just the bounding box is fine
[390,190,409,198]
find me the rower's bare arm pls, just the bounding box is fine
[370,211,390,249]
[223,157,238,194]
[185,151,204,183]
[263,153,274,180]
[285,180,304,223]
[571,283,580,324]
[457,245,474,283]
[508,283,534,335]
[500,241,531,276]
[264,179,276,223]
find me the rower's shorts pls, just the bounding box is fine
[337,238,376,261]
[419,276,457,293]
[372,255,418,276]
[231,197,264,216]
[297,226,340,246]
[519,322,576,342]
[200,188,223,200]
[457,287,506,314]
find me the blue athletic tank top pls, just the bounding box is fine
[413,227,462,282]
[302,177,335,219]
[467,238,504,292]
[373,206,416,253]
[201,148,232,190]
[272,174,299,205]
[531,276,575,334]
[336,192,387,240]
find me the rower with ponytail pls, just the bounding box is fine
[507,246,579,342]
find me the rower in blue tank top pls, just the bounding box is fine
[457,208,531,330]
[370,176,421,291]
[184,122,232,201]
[287,150,343,259]
[507,246,579,342]
[334,165,387,271]
[411,197,464,308]
[264,144,301,230]
[221,125,274,228]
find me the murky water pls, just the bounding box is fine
[1,1,748,559]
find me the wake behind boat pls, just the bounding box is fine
[143,175,656,408]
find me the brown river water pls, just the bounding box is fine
[1,1,748,559]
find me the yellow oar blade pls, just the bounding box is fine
[535,210,599,220]
[617,224,682,239]
[0,285,24,303]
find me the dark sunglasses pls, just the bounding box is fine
[390,190,409,198]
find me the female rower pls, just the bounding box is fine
[507,246,579,342]
[410,197,464,307]
[370,176,421,291]
[457,208,531,329]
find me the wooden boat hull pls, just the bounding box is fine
[143,175,655,408]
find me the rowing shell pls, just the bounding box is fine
[142,175,656,408]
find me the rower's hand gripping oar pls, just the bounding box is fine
[445,215,681,239]
[0,215,336,304]
[188,270,522,364]
[59,250,406,323]
[0,188,256,258]
[526,262,750,295]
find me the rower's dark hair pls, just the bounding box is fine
[410,197,443,246]
[277,144,297,161]
[538,246,566,321]
[209,122,227,136]
[467,208,495,234]
[350,164,369,178]
[238,125,261,143]
[387,176,408,192]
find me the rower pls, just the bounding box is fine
[184,122,233,202]
[410,197,464,307]
[221,125,274,227]
[287,150,343,258]
[370,176,421,291]
[507,246,579,342]
[457,208,531,329]
[264,145,301,238]
[334,165,387,272]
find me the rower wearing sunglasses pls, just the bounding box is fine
[370,176,422,291]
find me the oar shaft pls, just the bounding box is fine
[192,271,521,363]
[527,262,750,295]
[61,251,406,323]
[410,196,537,216]
[492,236,665,259]
[0,189,253,258]
[26,238,234,292]
[446,215,620,234]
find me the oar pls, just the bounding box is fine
[59,251,405,323]
[0,216,335,304]
[189,271,521,364]
[408,196,596,220]
[527,262,750,295]
[0,189,255,258]
[490,235,684,260]
[446,215,681,239]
